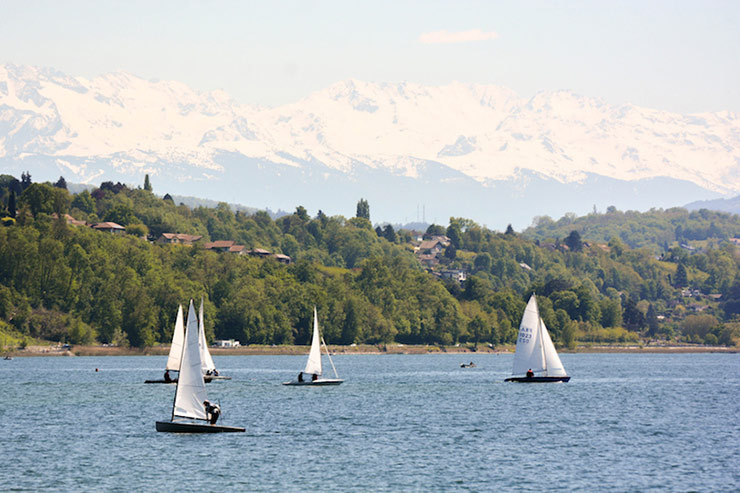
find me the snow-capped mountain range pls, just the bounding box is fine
[1,63,738,229]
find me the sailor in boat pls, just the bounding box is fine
[203,400,221,425]
[164,370,172,383]
[311,373,318,382]
[526,368,534,378]
[297,372,304,382]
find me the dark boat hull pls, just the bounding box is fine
[145,376,213,384]
[283,378,344,386]
[206,375,232,380]
[155,421,245,433]
[505,376,571,383]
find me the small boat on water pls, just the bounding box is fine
[283,307,343,386]
[145,305,185,384]
[156,300,244,433]
[198,299,231,381]
[505,294,570,383]
[460,362,476,368]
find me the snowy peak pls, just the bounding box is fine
[1,63,740,198]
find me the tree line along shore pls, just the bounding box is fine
[1,173,740,353]
[6,342,737,358]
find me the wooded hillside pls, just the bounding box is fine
[1,173,739,349]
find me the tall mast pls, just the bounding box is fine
[535,296,547,375]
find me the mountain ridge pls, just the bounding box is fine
[1,63,738,228]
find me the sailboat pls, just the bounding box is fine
[145,305,185,384]
[283,307,343,386]
[198,299,231,380]
[156,300,244,433]
[505,294,570,383]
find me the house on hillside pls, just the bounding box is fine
[416,236,450,256]
[273,253,292,264]
[204,240,236,252]
[52,213,87,227]
[228,244,247,255]
[417,253,440,268]
[436,269,467,283]
[91,222,125,234]
[247,248,272,258]
[156,233,203,245]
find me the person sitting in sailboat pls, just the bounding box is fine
[526,368,534,378]
[203,400,220,425]
[164,370,172,383]
[297,372,304,382]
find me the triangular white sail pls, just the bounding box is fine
[198,299,216,373]
[540,317,567,377]
[173,301,209,420]
[303,307,323,375]
[165,305,184,371]
[511,294,567,377]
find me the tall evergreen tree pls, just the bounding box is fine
[20,171,32,190]
[646,303,659,337]
[565,230,583,252]
[383,224,397,243]
[54,176,67,189]
[356,198,370,220]
[674,263,688,288]
[8,190,16,218]
[144,174,152,192]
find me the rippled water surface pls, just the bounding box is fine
[1,353,738,491]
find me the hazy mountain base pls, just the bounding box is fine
[2,152,721,230]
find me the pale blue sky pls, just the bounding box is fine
[2,0,738,113]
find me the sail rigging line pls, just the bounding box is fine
[321,336,340,379]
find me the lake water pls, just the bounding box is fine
[1,353,738,491]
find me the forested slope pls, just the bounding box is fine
[1,174,739,349]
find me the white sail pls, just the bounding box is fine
[540,317,567,377]
[512,293,571,378]
[165,305,184,371]
[173,301,209,420]
[512,295,546,376]
[303,307,323,375]
[198,299,216,373]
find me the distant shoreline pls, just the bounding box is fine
[4,343,737,357]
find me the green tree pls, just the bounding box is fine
[565,230,582,252]
[473,253,492,273]
[8,190,16,218]
[674,263,688,288]
[20,183,69,218]
[356,198,370,220]
[126,223,149,237]
[383,224,397,243]
[144,174,152,192]
[71,190,95,214]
